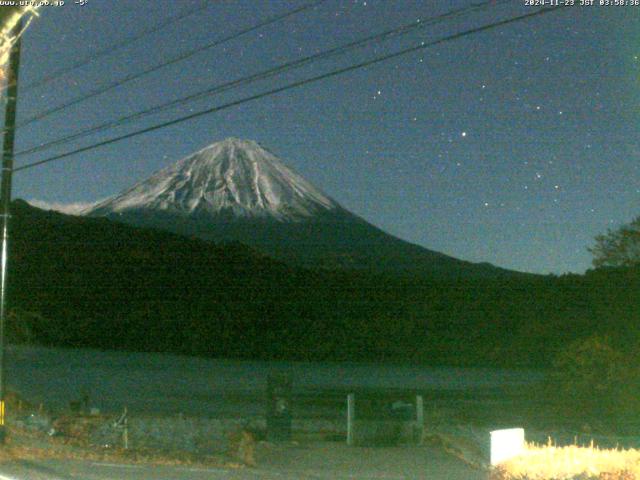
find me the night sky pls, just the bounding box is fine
[8,0,640,274]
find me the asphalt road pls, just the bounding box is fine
[0,445,488,479]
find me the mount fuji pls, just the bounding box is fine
[85,138,510,276]
[88,138,338,221]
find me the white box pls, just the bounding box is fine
[490,428,525,466]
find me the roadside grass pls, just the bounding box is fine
[0,424,232,469]
[491,442,640,480]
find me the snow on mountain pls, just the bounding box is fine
[27,199,100,216]
[87,138,338,221]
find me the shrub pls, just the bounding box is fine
[547,336,640,430]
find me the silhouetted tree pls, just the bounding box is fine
[589,216,640,268]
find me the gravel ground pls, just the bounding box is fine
[0,443,489,480]
[253,441,488,479]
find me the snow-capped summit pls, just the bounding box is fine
[87,138,338,221]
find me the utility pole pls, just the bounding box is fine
[0,16,24,444]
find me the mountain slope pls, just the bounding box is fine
[85,138,517,277]
[88,138,337,221]
[9,199,617,367]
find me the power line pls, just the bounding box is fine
[22,1,213,92]
[13,0,512,158]
[16,0,329,129]
[14,6,569,174]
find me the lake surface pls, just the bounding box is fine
[5,345,544,416]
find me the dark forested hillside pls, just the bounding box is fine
[7,200,640,367]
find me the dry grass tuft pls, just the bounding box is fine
[491,441,640,480]
[0,424,229,469]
